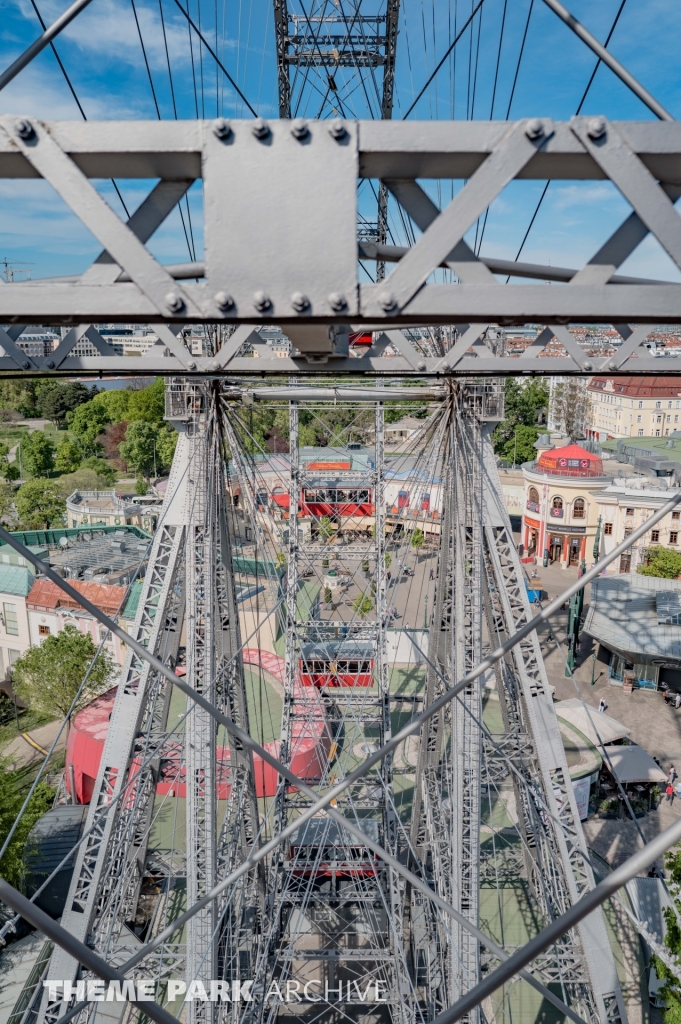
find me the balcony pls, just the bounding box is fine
[526,501,540,514]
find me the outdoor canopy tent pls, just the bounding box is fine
[555,699,631,746]
[602,744,667,784]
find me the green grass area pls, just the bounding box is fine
[243,665,283,746]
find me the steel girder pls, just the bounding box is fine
[2,117,681,375]
[480,429,626,1024]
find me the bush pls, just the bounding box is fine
[638,546,681,579]
[0,767,54,893]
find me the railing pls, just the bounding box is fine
[550,507,564,518]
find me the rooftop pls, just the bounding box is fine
[0,564,35,598]
[535,443,604,478]
[27,578,128,615]
[584,574,681,662]
[588,376,681,398]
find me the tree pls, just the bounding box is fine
[410,527,425,558]
[318,516,334,541]
[38,381,91,426]
[324,587,333,605]
[55,437,83,474]
[20,430,55,477]
[353,592,374,619]
[637,546,681,579]
[155,424,178,472]
[67,402,111,456]
[650,845,681,1024]
[126,377,166,424]
[92,388,131,422]
[497,424,543,466]
[15,479,65,529]
[119,422,158,481]
[0,441,15,483]
[0,482,16,523]
[0,767,54,892]
[550,378,589,439]
[13,624,115,736]
[80,456,116,485]
[492,378,549,455]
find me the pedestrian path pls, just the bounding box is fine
[2,720,66,770]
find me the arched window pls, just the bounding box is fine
[573,497,586,519]
[552,496,563,510]
[528,487,539,504]
[551,496,564,518]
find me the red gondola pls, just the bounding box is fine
[299,642,374,687]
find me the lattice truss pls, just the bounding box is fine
[2,118,681,376]
[21,378,638,1024]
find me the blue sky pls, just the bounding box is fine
[0,0,680,283]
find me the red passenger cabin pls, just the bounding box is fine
[270,486,373,519]
[289,818,380,877]
[299,642,374,687]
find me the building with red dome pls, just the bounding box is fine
[522,442,610,568]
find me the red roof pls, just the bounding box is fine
[588,376,681,398]
[537,444,604,477]
[27,578,127,615]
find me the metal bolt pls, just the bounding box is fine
[214,291,234,311]
[207,361,218,372]
[46,359,55,369]
[583,361,592,371]
[187,360,196,370]
[291,291,309,312]
[15,119,34,140]
[329,119,346,140]
[21,360,30,370]
[417,360,426,371]
[378,291,397,312]
[525,119,543,140]
[253,290,271,312]
[587,116,606,140]
[213,117,231,139]
[328,292,346,312]
[165,291,184,313]
[252,118,269,139]
[291,119,308,140]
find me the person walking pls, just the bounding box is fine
[676,692,681,710]
[598,698,607,714]
[666,782,675,804]
[669,765,677,785]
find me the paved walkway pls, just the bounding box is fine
[2,720,66,770]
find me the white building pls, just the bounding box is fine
[595,479,681,574]
[586,376,681,441]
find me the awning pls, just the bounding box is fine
[555,698,631,746]
[602,744,667,784]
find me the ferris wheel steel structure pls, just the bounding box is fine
[3,2,681,1024]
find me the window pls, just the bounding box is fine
[638,429,644,436]
[3,603,18,636]
[656,430,661,437]
[658,415,663,423]
[604,522,613,535]
[669,401,673,409]
[624,528,632,537]
[625,507,635,516]
[573,498,586,519]
[639,401,643,409]
[528,487,539,504]
[7,649,20,669]
[676,416,679,423]
[671,532,679,545]
[656,401,662,409]
[669,415,673,422]
[551,496,564,517]
[637,415,642,423]
[651,530,660,542]
[38,624,50,637]
[673,511,680,520]
[666,429,670,436]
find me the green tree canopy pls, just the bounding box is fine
[126,378,166,424]
[66,401,111,456]
[493,378,549,457]
[80,456,117,484]
[55,437,83,474]
[353,593,374,619]
[154,424,178,471]
[13,624,116,732]
[637,546,681,579]
[91,388,131,422]
[15,479,65,529]
[119,421,158,480]
[20,430,55,477]
[0,482,17,523]
[0,767,54,892]
[410,527,425,552]
[497,424,543,466]
[38,381,91,426]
